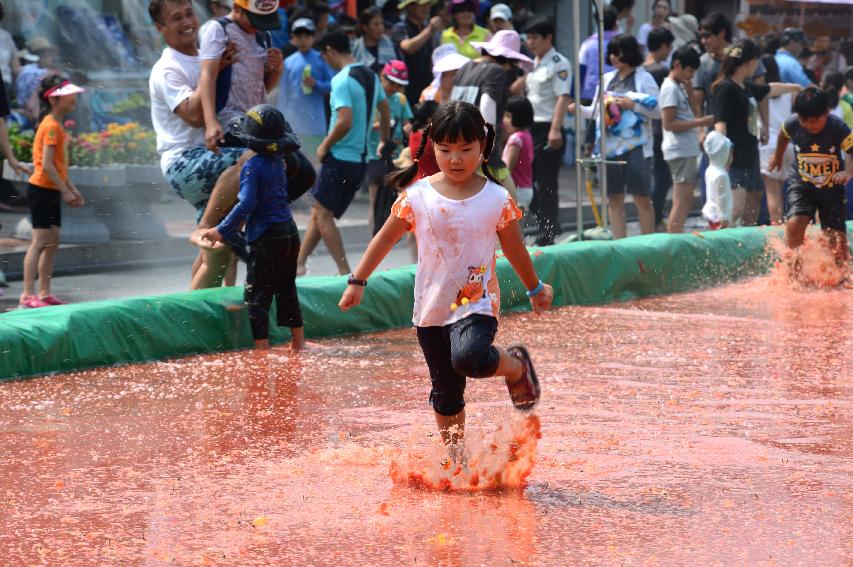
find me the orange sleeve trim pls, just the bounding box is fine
[496,196,523,231]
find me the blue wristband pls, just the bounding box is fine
[526,280,545,298]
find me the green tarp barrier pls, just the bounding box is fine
[0,227,776,379]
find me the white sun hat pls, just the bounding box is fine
[432,44,470,74]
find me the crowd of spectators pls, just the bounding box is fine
[7,0,853,310]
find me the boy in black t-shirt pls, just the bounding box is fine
[770,87,853,266]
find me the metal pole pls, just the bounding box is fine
[574,0,584,241]
[595,0,609,230]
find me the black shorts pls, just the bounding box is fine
[787,184,847,231]
[27,183,61,228]
[606,146,652,196]
[416,314,500,417]
[310,155,365,218]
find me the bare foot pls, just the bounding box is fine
[296,263,307,277]
[254,338,271,350]
[273,340,325,353]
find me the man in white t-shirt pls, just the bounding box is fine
[149,0,249,289]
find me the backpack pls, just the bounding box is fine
[214,17,272,113]
[345,64,377,164]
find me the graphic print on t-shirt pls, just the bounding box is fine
[795,145,842,187]
[783,114,853,188]
[454,266,487,308]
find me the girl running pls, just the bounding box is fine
[19,76,85,308]
[339,101,553,462]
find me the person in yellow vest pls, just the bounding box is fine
[441,0,490,60]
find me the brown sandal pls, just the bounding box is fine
[505,345,541,410]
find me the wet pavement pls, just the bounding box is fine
[1,275,851,565]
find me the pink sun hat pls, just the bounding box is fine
[471,29,533,71]
[43,80,85,99]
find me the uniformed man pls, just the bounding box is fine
[524,18,572,246]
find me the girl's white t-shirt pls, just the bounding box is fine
[392,178,522,328]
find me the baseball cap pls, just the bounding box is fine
[233,0,281,31]
[490,3,512,22]
[291,17,316,34]
[397,0,436,9]
[782,27,807,46]
[383,60,410,85]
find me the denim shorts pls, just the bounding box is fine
[310,154,365,219]
[416,314,500,417]
[730,162,765,193]
[606,146,652,196]
[164,146,245,213]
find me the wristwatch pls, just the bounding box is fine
[347,274,368,287]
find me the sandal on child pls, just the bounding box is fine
[505,345,541,411]
[20,295,50,308]
[40,295,67,306]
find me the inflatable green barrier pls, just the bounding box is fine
[0,227,774,379]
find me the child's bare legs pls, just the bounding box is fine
[608,193,627,239]
[785,214,811,249]
[191,250,203,280]
[634,195,655,235]
[21,227,58,299]
[290,326,306,350]
[785,214,811,278]
[37,226,59,297]
[190,246,233,290]
[667,182,694,234]
[826,228,849,267]
[732,187,747,225]
[224,255,238,287]
[435,408,466,448]
[763,176,785,225]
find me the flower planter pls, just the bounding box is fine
[4,163,169,244]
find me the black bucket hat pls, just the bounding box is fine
[229,104,300,157]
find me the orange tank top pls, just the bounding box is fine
[29,114,69,190]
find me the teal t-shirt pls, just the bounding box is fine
[328,64,387,163]
[369,92,414,160]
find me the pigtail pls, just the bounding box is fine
[386,123,430,191]
[480,123,502,186]
[36,75,66,127]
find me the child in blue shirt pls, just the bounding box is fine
[200,104,305,350]
[278,18,333,160]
